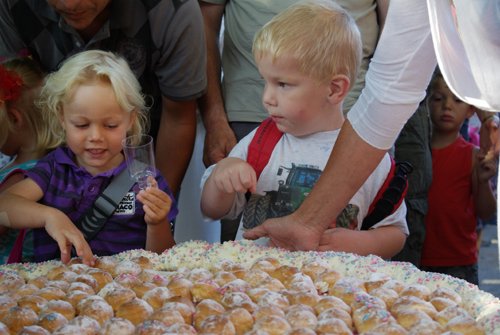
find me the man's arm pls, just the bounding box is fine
[198,1,237,167]
[376,0,390,33]
[155,96,197,196]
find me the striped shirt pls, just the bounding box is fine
[0,0,207,138]
[26,147,178,262]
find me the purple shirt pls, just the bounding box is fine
[26,147,178,262]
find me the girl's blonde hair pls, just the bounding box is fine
[0,57,60,156]
[39,50,149,145]
[253,0,362,88]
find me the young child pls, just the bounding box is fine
[420,70,497,285]
[200,0,408,258]
[0,58,53,183]
[0,50,177,265]
[0,57,58,263]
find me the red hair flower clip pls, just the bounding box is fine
[0,65,23,102]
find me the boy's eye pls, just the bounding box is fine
[278,82,287,88]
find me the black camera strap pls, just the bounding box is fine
[75,168,135,241]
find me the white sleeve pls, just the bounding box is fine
[428,0,500,112]
[347,0,437,150]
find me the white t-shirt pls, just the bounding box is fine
[201,128,408,245]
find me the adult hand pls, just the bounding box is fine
[203,122,237,166]
[243,213,324,251]
[44,212,94,265]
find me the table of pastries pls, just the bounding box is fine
[1,240,499,334]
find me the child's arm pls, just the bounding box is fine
[0,171,24,192]
[317,225,406,259]
[0,179,95,264]
[201,157,257,219]
[472,150,497,221]
[136,177,175,253]
[0,172,25,236]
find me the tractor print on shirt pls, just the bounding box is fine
[242,163,359,230]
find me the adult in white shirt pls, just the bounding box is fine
[244,0,500,252]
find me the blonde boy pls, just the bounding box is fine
[201,0,408,258]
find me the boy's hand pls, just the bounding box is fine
[211,157,257,194]
[480,114,499,159]
[476,152,498,184]
[44,210,94,265]
[137,177,172,226]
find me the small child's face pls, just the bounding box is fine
[60,80,134,175]
[428,77,474,132]
[256,53,336,137]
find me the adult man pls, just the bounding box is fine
[0,0,207,195]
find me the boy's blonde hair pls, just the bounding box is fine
[39,50,148,145]
[0,57,60,156]
[253,0,362,88]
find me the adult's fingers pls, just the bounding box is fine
[243,225,267,240]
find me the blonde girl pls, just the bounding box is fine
[0,50,177,264]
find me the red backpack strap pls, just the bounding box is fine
[361,159,413,230]
[247,118,283,179]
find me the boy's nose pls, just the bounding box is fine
[443,96,454,110]
[262,86,276,107]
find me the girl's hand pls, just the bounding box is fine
[44,210,94,265]
[137,177,172,226]
[211,157,257,194]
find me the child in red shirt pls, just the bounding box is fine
[420,70,497,284]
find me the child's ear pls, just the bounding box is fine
[7,107,24,128]
[328,75,350,104]
[58,111,66,130]
[129,110,138,132]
